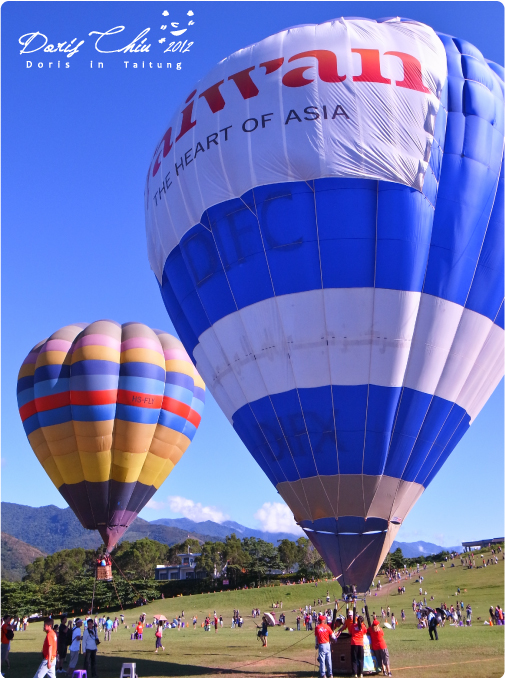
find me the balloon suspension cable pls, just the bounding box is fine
[111,575,124,611]
[109,554,141,597]
[90,570,97,617]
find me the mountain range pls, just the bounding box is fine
[1,502,463,580]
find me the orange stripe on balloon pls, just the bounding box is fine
[116,390,163,409]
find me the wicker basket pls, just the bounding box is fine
[96,565,113,581]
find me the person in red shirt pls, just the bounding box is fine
[1,615,13,670]
[315,614,337,677]
[33,618,57,678]
[367,619,391,676]
[345,614,367,678]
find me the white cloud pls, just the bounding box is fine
[145,499,167,510]
[156,495,229,523]
[254,502,304,536]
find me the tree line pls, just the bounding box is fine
[2,534,329,617]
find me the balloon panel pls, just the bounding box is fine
[17,321,205,550]
[146,19,504,590]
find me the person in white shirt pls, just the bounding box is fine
[66,619,82,677]
[82,619,99,677]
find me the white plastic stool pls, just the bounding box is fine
[119,663,137,678]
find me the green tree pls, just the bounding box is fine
[113,538,169,580]
[196,541,225,578]
[24,548,96,585]
[277,539,299,572]
[242,537,283,580]
[221,534,250,585]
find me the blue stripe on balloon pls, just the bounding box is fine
[119,361,165,381]
[33,378,70,398]
[164,371,195,391]
[163,383,194,405]
[71,404,117,422]
[17,375,34,395]
[38,406,73,427]
[34,364,71,382]
[71,360,119,377]
[23,413,41,436]
[115,404,160,425]
[69,374,119,392]
[193,385,205,402]
[232,385,469,488]
[118,375,165,396]
[16,387,35,408]
[190,396,205,417]
[158,408,191,435]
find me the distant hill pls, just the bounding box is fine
[1,503,218,555]
[1,532,47,581]
[150,517,301,544]
[2,503,464,559]
[391,540,463,558]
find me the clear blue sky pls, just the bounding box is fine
[2,2,503,547]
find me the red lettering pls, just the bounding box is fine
[152,126,174,177]
[199,80,225,113]
[351,49,391,84]
[175,90,198,142]
[385,51,430,93]
[259,57,284,74]
[282,50,346,87]
[228,66,259,99]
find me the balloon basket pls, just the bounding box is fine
[97,565,113,581]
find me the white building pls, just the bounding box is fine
[155,552,206,581]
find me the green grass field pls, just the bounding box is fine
[6,557,504,678]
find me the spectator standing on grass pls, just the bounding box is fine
[104,617,113,641]
[154,621,165,653]
[367,619,391,677]
[82,619,99,678]
[66,619,82,677]
[1,615,14,671]
[428,611,439,641]
[315,614,337,678]
[33,618,57,678]
[56,616,68,672]
[466,605,472,625]
[346,615,367,678]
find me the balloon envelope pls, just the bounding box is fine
[17,321,205,550]
[145,18,504,591]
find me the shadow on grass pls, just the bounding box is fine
[8,652,315,677]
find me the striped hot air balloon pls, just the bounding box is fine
[17,321,205,551]
[145,17,504,591]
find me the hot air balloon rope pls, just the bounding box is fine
[90,575,97,616]
[109,555,142,597]
[111,576,124,611]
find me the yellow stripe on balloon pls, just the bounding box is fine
[110,450,148,483]
[41,456,64,489]
[18,363,36,379]
[121,348,165,369]
[54,452,85,485]
[152,459,177,489]
[165,359,194,378]
[71,346,120,364]
[138,453,172,486]
[36,351,72,367]
[79,450,111,482]
[28,429,52,463]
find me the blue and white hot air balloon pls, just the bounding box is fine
[144,17,504,592]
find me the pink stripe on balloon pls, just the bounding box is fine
[120,337,164,354]
[163,349,191,362]
[40,339,72,353]
[72,334,121,351]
